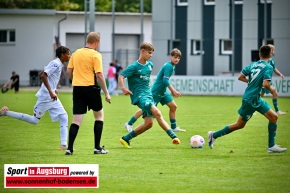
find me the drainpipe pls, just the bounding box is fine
[57,14,68,46]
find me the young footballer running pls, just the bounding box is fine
[124,48,185,132]
[208,45,287,153]
[260,44,286,115]
[119,42,181,148]
[0,46,71,149]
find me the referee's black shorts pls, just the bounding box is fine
[72,85,103,114]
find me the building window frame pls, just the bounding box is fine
[260,0,272,4]
[0,29,16,44]
[204,0,215,6]
[262,38,274,45]
[190,39,204,55]
[177,0,188,6]
[234,0,243,5]
[220,39,232,55]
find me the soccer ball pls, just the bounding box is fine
[189,135,205,148]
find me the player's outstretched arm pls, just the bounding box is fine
[168,85,181,98]
[238,74,248,83]
[274,68,284,79]
[118,75,132,95]
[96,72,111,103]
[39,71,57,101]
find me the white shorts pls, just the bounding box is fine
[33,99,67,122]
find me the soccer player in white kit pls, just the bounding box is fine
[0,46,71,150]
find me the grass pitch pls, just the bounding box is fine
[0,90,289,193]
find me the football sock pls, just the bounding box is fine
[123,130,137,141]
[213,125,232,139]
[94,120,103,150]
[128,116,137,125]
[170,118,177,129]
[268,123,277,148]
[272,98,279,112]
[59,114,68,146]
[166,129,177,139]
[6,111,39,124]
[68,123,79,152]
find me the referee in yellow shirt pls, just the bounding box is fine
[66,32,111,155]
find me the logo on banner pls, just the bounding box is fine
[4,164,99,188]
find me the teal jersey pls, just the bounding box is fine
[151,62,175,95]
[241,60,273,107]
[120,60,153,105]
[268,57,276,70]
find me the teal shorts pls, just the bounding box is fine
[238,99,271,121]
[136,95,155,118]
[153,92,173,106]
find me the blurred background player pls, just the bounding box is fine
[208,45,287,153]
[114,59,123,94]
[124,48,185,133]
[0,46,71,150]
[118,42,180,148]
[107,62,117,95]
[2,71,20,93]
[260,44,286,115]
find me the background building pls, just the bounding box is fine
[151,0,290,76]
[0,9,151,86]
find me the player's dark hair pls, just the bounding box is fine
[259,45,271,59]
[55,46,70,58]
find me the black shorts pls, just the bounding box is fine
[11,84,19,91]
[72,85,103,114]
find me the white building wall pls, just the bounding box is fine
[187,0,202,76]
[271,0,290,76]
[151,0,173,75]
[0,11,55,85]
[214,0,231,75]
[242,0,258,68]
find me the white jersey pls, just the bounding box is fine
[36,58,63,101]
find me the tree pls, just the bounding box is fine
[0,0,152,13]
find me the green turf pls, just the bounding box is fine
[0,91,289,193]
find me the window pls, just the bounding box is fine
[177,0,188,6]
[167,39,181,55]
[263,38,274,45]
[204,0,215,5]
[260,0,272,4]
[191,39,204,55]
[234,0,243,5]
[220,39,232,55]
[0,30,15,44]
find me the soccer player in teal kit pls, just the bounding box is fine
[118,42,180,148]
[208,45,287,153]
[124,48,185,133]
[260,44,286,115]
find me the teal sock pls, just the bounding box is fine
[170,118,176,129]
[128,116,137,125]
[213,126,232,139]
[268,123,277,148]
[166,129,177,139]
[272,98,279,112]
[123,131,137,141]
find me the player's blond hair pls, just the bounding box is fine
[86,32,100,44]
[171,48,182,58]
[267,44,275,51]
[140,42,154,52]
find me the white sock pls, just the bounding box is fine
[59,114,68,146]
[6,111,39,124]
